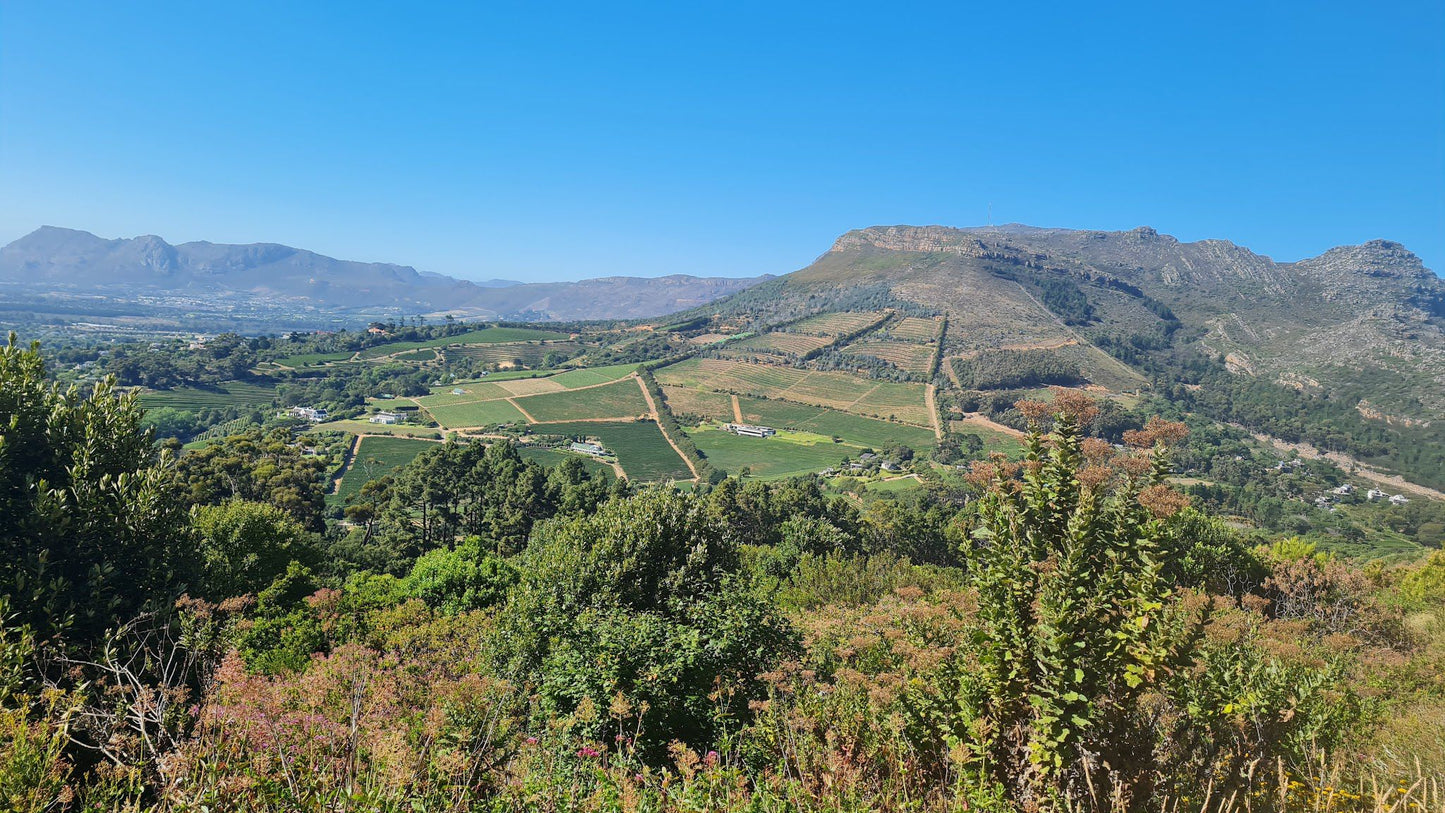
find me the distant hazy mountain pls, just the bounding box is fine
[0,227,769,321]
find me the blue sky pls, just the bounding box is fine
[1,1,1441,282]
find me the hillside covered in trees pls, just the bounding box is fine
[4,335,1445,812]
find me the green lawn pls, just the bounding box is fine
[333,436,438,502]
[530,420,690,482]
[518,377,649,422]
[687,424,856,480]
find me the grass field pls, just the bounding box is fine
[736,397,937,450]
[355,327,572,359]
[334,436,438,502]
[530,420,690,481]
[140,381,276,411]
[518,377,649,423]
[687,425,855,479]
[423,398,529,429]
[787,311,886,336]
[732,332,833,356]
[655,358,931,425]
[842,339,935,375]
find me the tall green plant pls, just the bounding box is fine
[936,398,1195,806]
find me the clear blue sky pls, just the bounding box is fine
[2,1,1441,282]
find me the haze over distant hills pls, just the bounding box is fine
[0,226,770,322]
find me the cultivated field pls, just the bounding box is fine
[660,386,736,422]
[139,381,276,411]
[685,425,855,480]
[886,316,942,342]
[355,327,571,359]
[655,358,931,425]
[786,311,887,336]
[516,377,649,423]
[273,351,355,368]
[517,446,615,479]
[841,339,935,375]
[736,396,937,450]
[547,364,638,388]
[334,436,437,502]
[731,332,833,356]
[531,420,691,481]
[312,419,444,439]
[422,398,528,429]
[442,341,582,366]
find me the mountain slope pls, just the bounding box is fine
[0,227,768,321]
[683,224,1445,420]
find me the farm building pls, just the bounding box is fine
[724,423,776,438]
[369,411,403,425]
[570,441,607,456]
[288,406,328,422]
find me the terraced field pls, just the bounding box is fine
[842,339,935,375]
[732,332,833,356]
[787,311,887,336]
[516,377,649,423]
[140,381,276,411]
[655,359,930,425]
[334,436,438,502]
[531,420,691,481]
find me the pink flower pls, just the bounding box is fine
[524,737,538,746]
[705,750,719,765]
[577,746,601,759]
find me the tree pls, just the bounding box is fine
[495,490,797,757]
[0,335,196,643]
[194,500,316,600]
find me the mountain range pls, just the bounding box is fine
[685,224,1445,423]
[0,226,770,322]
